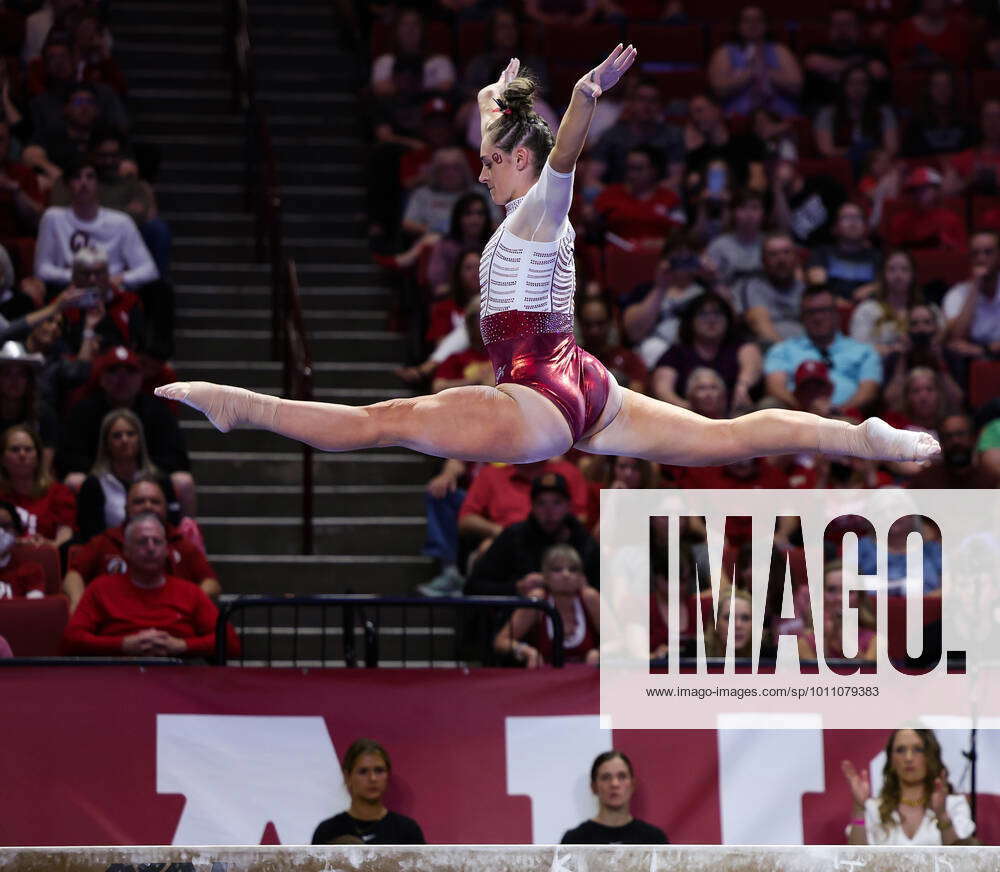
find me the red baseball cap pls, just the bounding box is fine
[95,345,141,375]
[904,166,942,189]
[794,359,832,390]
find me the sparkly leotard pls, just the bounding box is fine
[479,162,612,442]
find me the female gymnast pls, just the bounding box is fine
[156,46,939,469]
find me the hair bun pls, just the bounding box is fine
[500,74,538,118]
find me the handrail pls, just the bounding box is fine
[225,0,315,553]
[214,595,566,668]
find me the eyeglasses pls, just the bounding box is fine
[802,306,836,316]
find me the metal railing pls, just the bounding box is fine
[226,0,315,553]
[215,595,566,668]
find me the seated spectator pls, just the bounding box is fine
[683,93,766,194]
[707,5,802,118]
[0,423,74,547]
[0,119,44,244]
[370,7,455,100]
[815,64,898,173]
[886,366,953,440]
[739,231,806,344]
[802,6,889,112]
[903,68,976,159]
[577,296,648,393]
[64,475,213,611]
[621,232,709,368]
[75,409,180,541]
[425,193,492,300]
[57,346,193,517]
[911,413,1000,487]
[0,341,58,449]
[770,159,847,248]
[23,0,86,63]
[704,586,773,658]
[752,107,802,165]
[942,230,1000,359]
[890,0,971,70]
[24,46,127,184]
[684,366,731,418]
[882,304,963,412]
[0,241,43,322]
[590,146,683,248]
[62,513,236,657]
[764,287,882,412]
[945,99,1000,196]
[417,456,471,599]
[798,559,877,660]
[843,728,976,845]
[400,95,472,191]
[460,8,548,106]
[312,739,425,845]
[652,291,761,412]
[857,514,943,595]
[0,498,45,599]
[850,250,922,350]
[58,244,144,353]
[792,359,836,417]
[588,78,683,189]
[810,202,884,303]
[859,148,902,229]
[65,9,126,96]
[977,417,1000,480]
[51,130,170,278]
[493,543,599,667]
[430,303,491,393]
[649,546,697,660]
[886,167,967,252]
[704,189,765,287]
[401,147,479,238]
[465,472,599,595]
[561,751,669,844]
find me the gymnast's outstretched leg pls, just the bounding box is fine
[575,387,939,464]
[155,381,573,464]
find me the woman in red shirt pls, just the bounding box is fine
[0,424,75,547]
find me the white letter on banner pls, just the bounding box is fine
[506,715,611,844]
[157,715,346,845]
[717,715,824,844]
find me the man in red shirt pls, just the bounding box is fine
[63,476,219,612]
[889,0,970,70]
[63,513,238,658]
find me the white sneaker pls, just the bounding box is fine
[417,565,465,598]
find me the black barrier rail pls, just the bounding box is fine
[215,595,566,668]
[0,658,188,666]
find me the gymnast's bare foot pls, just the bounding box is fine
[154,381,279,433]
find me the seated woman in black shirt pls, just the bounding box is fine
[312,738,425,846]
[561,750,669,844]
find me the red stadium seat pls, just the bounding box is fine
[968,360,1000,408]
[370,19,453,59]
[541,23,625,64]
[626,23,707,67]
[605,245,661,300]
[798,156,854,193]
[972,71,1000,107]
[796,21,831,54]
[879,196,965,244]
[910,248,969,288]
[0,597,69,656]
[616,0,663,17]
[971,195,1000,231]
[12,541,62,596]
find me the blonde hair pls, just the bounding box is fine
[704,587,754,658]
[90,409,160,478]
[542,543,583,574]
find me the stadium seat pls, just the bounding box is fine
[971,195,1000,231]
[12,541,62,596]
[798,156,854,193]
[968,360,1000,409]
[643,69,708,101]
[0,596,69,656]
[879,196,965,245]
[370,19,453,59]
[604,245,661,300]
[541,23,625,64]
[909,248,969,288]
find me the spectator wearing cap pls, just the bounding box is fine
[465,472,599,596]
[764,286,882,412]
[57,345,193,517]
[63,512,237,657]
[792,360,836,417]
[0,498,46,599]
[885,167,967,252]
[739,231,806,345]
[577,297,648,394]
[64,475,217,613]
[652,291,761,412]
[0,423,75,548]
[0,340,58,450]
[911,414,999,488]
[809,202,883,303]
[942,231,1000,360]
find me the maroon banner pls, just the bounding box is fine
[2,666,996,846]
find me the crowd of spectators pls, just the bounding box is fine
[365,0,1000,665]
[0,0,216,660]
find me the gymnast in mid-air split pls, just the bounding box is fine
[156,45,940,470]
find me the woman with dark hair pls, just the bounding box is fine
[903,67,975,158]
[815,63,898,170]
[561,750,669,844]
[843,728,975,844]
[0,341,58,451]
[312,738,424,845]
[161,49,938,483]
[708,4,803,117]
[426,193,493,298]
[0,423,74,548]
[651,292,761,412]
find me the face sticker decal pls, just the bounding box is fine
[492,152,503,164]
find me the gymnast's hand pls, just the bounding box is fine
[580,43,638,100]
[478,57,520,108]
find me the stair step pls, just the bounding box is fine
[175,328,404,362]
[197,484,425,516]
[173,285,391,311]
[202,516,426,555]
[173,362,401,393]
[190,450,435,486]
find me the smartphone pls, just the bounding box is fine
[78,288,101,308]
[706,165,728,197]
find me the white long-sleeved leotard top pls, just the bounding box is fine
[479,160,576,318]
